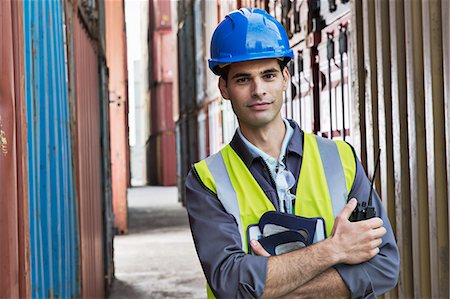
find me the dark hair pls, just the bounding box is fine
[219,59,289,84]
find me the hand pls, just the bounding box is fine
[250,239,271,257]
[329,198,386,265]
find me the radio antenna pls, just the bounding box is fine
[368,149,381,206]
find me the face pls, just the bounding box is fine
[219,58,289,130]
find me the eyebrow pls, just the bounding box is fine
[230,68,280,80]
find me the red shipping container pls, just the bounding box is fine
[105,0,130,234]
[155,131,177,186]
[151,83,174,134]
[0,1,29,297]
[71,9,105,297]
[153,31,175,83]
[151,0,171,31]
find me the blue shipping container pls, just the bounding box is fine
[24,1,80,298]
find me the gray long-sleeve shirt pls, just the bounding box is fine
[185,120,400,299]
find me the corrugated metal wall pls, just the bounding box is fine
[10,1,31,297]
[23,1,80,297]
[1,0,114,296]
[176,0,449,297]
[71,8,105,298]
[105,0,130,234]
[350,0,449,297]
[0,1,23,297]
[148,0,177,186]
[97,0,115,291]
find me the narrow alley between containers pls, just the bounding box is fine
[1,0,450,298]
[109,187,204,299]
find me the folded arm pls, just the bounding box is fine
[252,199,385,299]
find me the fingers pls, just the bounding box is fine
[250,240,271,257]
[338,198,358,220]
[362,217,384,229]
[371,226,387,239]
[369,238,383,249]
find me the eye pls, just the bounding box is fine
[235,77,250,84]
[263,73,276,80]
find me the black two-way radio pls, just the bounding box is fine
[349,149,380,222]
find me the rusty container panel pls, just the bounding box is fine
[152,0,172,30]
[152,31,174,83]
[349,0,450,297]
[149,0,177,186]
[72,12,105,298]
[0,1,20,297]
[97,0,115,288]
[23,1,80,297]
[177,1,197,113]
[151,83,175,134]
[97,0,114,286]
[149,83,177,185]
[105,0,130,234]
[11,1,31,297]
[156,131,177,186]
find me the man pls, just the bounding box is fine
[185,8,399,299]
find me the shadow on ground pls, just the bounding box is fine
[108,279,146,298]
[127,206,190,234]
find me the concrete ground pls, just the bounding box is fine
[108,186,206,299]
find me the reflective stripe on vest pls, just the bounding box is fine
[193,133,356,298]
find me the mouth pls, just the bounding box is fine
[247,101,273,111]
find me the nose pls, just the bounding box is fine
[251,78,266,98]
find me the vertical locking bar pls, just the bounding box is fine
[327,32,335,139]
[297,50,304,125]
[339,25,348,140]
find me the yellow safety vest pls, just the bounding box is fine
[193,133,356,298]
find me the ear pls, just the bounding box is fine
[218,77,230,100]
[282,67,290,91]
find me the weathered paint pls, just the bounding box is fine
[11,1,31,297]
[99,56,115,291]
[350,0,449,297]
[23,1,80,297]
[0,1,20,297]
[176,0,450,297]
[149,0,177,186]
[97,0,115,290]
[105,0,130,234]
[72,10,105,298]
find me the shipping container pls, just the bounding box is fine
[2,0,113,297]
[105,0,130,234]
[176,0,450,297]
[99,56,115,293]
[149,0,177,186]
[65,0,114,295]
[97,0,115,291]
[71,8,105,298]
[23,1,80,297]
[350,0,449,297]
[0,1,25,297]
[11,1,30,297]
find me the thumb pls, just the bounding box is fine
[250,240,271,257]
[339,198,358,220]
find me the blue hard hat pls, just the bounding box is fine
[208,8,294,75]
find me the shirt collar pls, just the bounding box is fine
[229,119,304,168]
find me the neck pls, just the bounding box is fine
[239,117,286,158]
